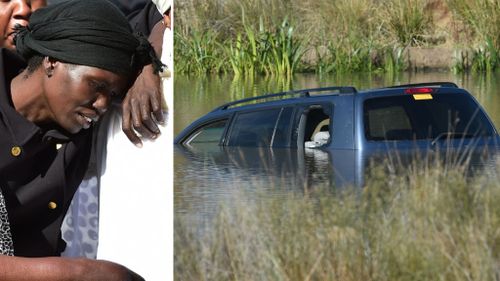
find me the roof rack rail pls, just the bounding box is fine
[215,86,357,111]
[385,82,458,89]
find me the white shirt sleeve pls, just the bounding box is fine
[151,0,171,14]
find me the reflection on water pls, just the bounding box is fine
[175,71,500,215]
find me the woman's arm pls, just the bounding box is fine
[121,20,167,146]
[0,256,144,281]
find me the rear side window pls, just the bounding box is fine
[184,120,227,145]
[364,94,495,141]
[227,107,293,147]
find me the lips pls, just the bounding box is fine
[77,112,99,129]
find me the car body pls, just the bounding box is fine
[175,82,500,187]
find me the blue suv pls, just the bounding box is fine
[175,82,500,186]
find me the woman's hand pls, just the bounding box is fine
[121,64,164,147]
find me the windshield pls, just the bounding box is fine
[363,94,496,141]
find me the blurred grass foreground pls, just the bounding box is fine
[175,159,500,280]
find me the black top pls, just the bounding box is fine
[0,49,92,256]
[109,0,163,36]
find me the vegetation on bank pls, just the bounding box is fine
[175,159,500,280]
[175,0,500,75]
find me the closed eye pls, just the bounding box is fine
[90,80,108,92]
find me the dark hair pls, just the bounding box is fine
[26,55,44,74]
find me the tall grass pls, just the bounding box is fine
[175,160,500,280]
[225,18,306,77]
[471,39,499,73]
[447,0,500,49]
[447,0,500,71]
[382,0,434,46]
[315,40,375,74]
[176,0,500,74]
[174,30,227,75]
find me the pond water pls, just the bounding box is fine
[174,72,500,217]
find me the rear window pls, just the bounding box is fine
[364,94,495,141]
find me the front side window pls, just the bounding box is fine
[364,94,495,141]
[184,120,228,145]
[227,107,293,147]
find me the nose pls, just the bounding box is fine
[12,0,31,25]
[92,93,111,115]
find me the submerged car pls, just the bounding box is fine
[175,82,500,186]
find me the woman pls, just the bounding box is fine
[0,0,30,50]
[0,0,47,50]
[0,0,162,280]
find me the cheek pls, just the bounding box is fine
[50,71,95,107]
[0,11,10,38]
[45,82,80,116]
[55,87,93,110]
[46,91,72,117]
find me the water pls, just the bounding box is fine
[174,71,500,216]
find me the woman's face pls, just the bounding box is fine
[0,0,32,50]
[43,61,129,134]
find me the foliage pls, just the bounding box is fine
[175,0,500,74]
[447,0,500,50]
[382,0,434,46]
[174,30,227,75]
[175,159,500,280]
[447,0,500,72]
[225,18,306,77]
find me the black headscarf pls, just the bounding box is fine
[14,0,163,77]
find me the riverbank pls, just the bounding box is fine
[175,0,500,75]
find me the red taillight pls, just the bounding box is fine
[404,87,434,94]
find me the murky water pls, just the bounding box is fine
[174,72,500,216]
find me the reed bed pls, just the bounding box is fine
[446,0,500,72]
[175,0,500,74]
[175,159,500,280]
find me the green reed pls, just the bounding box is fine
[265,19,306,77]
[452,39,500,73]
[471,39,499,72]
[383,46,407,73]
[175,160,500,281]
[176,0,499,74]
[315,39,375,74]
[224,17,306,77]
[174,30,227,75]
